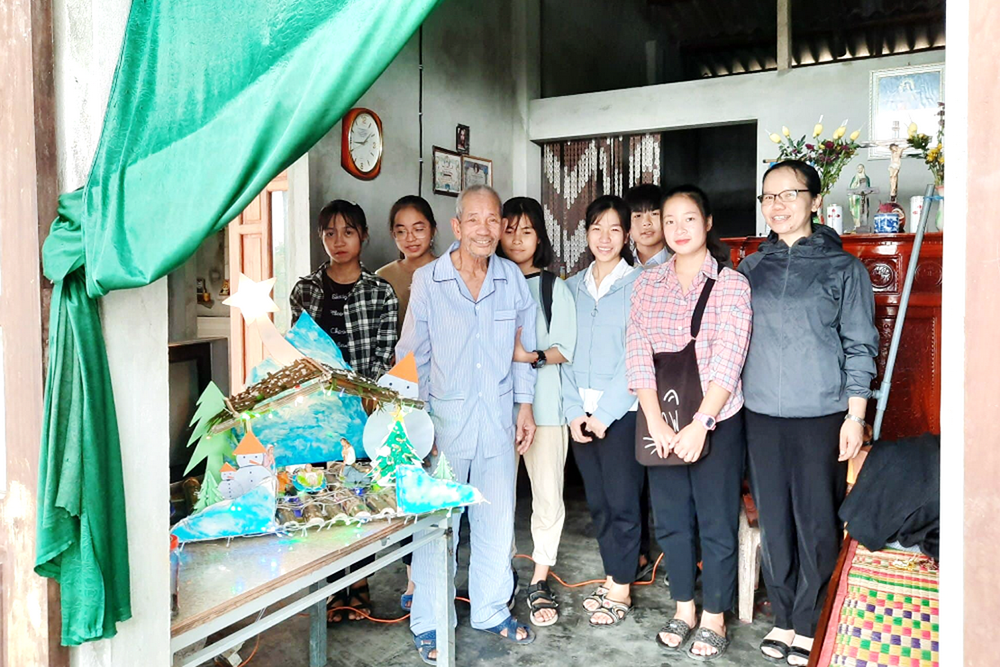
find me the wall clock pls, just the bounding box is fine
[341,108,383,180]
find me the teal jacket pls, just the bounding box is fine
[561,265,641,427]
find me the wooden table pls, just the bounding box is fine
[170,512,457,667]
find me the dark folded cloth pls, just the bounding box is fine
[839,433,939,559]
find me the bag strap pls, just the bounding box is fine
[540,270,556,330]
[690,278,716,338]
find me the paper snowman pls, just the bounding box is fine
[376,352,420,399]
[364,352,434,459]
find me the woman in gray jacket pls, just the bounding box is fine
[738,161,879,666]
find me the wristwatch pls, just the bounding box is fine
[531,349,547,370]
[693,411,717,431]
[844,413,867,428]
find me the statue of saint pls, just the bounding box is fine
[888,143,905,202]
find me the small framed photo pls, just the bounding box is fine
[869,63,944,159]
[432,146,462,196]
[461,155,492,189]
[456,124,470,154]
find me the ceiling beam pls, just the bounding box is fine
[777,0,792,70]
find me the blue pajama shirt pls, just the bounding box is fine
[396,243,537,635]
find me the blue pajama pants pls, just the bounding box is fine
[409,448,516,635]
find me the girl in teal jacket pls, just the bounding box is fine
[561,195,642,628]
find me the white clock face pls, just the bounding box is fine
[348,113,382,173]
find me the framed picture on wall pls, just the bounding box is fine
[432,146,462,196]
[869,63,944,159]
[456,124,470,154]
[461,155,492,189]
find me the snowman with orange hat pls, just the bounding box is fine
[362,352,434,461]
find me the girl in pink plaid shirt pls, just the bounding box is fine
[626,185,752,661]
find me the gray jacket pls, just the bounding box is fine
[737,224,879,418]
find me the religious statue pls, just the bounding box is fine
[847,165,877,232]
[848,165,870,229]
[888,142,905,202]
[884,143,908,227]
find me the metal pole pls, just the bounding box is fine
[872,183,938,441]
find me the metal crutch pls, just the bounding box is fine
[871,183,940,442]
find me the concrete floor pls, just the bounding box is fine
[240,491,774,667]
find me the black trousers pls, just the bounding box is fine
[640,472,653,561]
[745,409,847,637]
[648,411,745,613]
[572,411,643,586]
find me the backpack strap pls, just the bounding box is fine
[540,270,556,330]
[690,278,716,338]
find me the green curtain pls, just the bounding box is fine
[37,0,441,645]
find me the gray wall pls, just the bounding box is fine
[308,0,516,272]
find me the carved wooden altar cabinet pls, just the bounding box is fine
[725,232,943,439]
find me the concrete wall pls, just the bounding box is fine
[52,0,172,665]
[528,50,946,235]
[540,0,660,97]
[306,0,518,275]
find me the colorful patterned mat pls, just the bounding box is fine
[819,541,939,667]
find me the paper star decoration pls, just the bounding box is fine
[224,272,304,370]
[224,273,279,322]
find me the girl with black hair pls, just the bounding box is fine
[290,200,399,623]
[377,195,438,335]
[560,195,644,628]
[626,185,752,660]
[497,197,576,627]
[739,160,878,666]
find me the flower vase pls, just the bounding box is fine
[934,184,944,232]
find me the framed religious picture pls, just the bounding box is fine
[456,124,470,154]
[869,63,944,159]
[461,155,492,189]
[432,146,462,196]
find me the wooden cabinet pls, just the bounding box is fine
[725,233,943,440]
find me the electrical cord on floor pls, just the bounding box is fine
[303,552,665,624]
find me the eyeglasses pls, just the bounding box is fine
[757,189,812,205]
[392,227,431,240]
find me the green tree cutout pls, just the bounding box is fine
[433,454,455,481]
[371,418,422,485]
[193,472,224,511]
[183,382,236,484]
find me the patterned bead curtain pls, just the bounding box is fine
[542,133,661,276]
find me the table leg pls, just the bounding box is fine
[309,582,327,667]
[433,514,457,667]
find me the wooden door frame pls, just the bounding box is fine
[0,0,66,665]
[227,172,288,391]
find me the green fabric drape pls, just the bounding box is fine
[37,0,441,645]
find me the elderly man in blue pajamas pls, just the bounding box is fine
[397,184,538,663]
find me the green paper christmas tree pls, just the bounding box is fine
[433,454,455,481]
[183,381,237,484]
[371,417,422,485]
[193,472,224,512]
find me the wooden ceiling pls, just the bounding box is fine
[647,0,945,78]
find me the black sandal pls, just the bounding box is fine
[346,580,371,621]
[759,638,790,662]
[655,618,693,651]
[786,646,811,666]
[326,589,350,626]
[526,581,559,627]
[686,627,730,662]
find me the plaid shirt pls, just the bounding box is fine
[290,263,398,380]
[625,252,752,421]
